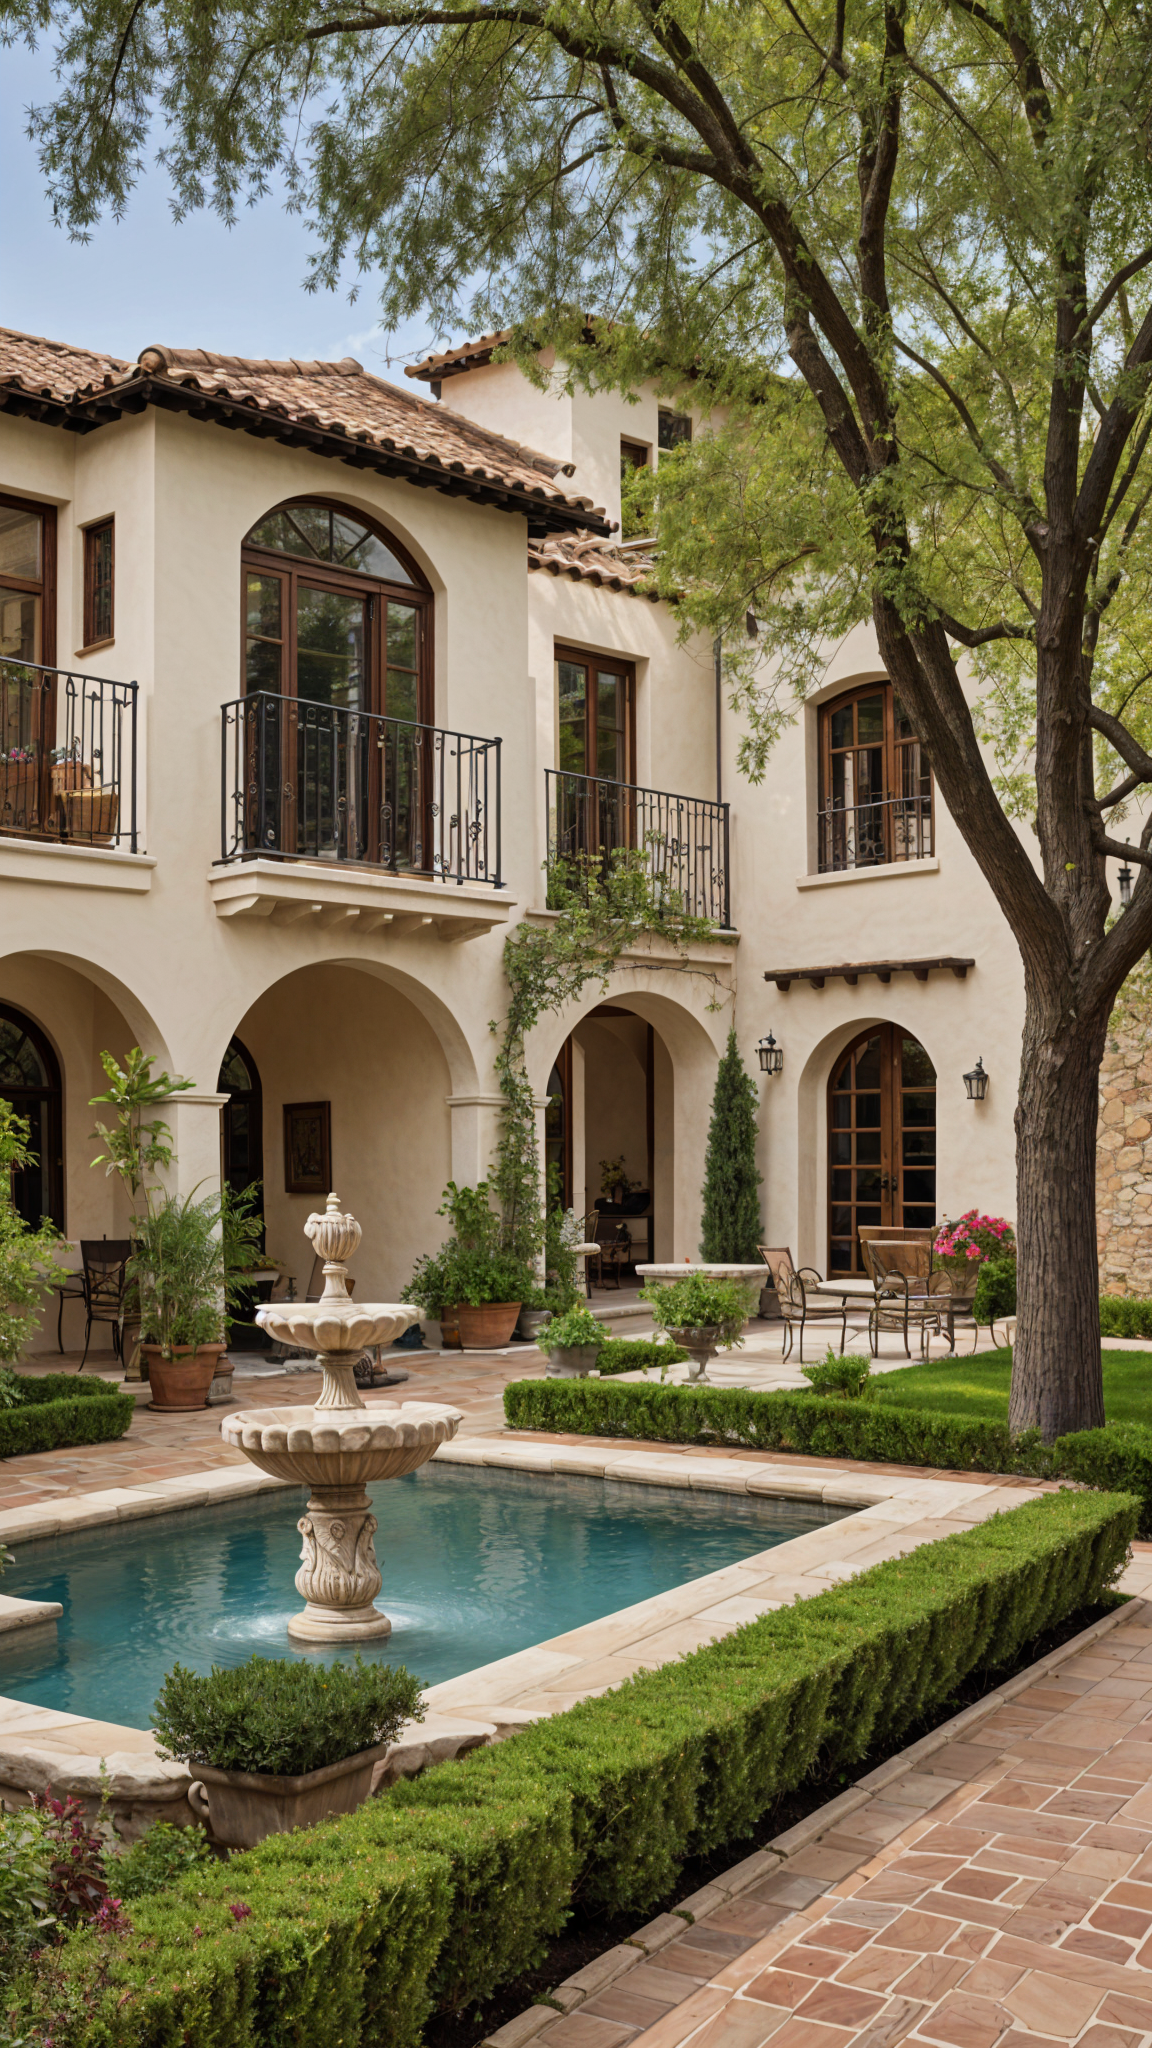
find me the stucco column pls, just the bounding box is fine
[445,1093,504,1187]
[165,1091,229,1200]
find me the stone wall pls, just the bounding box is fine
[1097,1009,1152,1295]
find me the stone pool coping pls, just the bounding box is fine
[0,1443,1062,1835]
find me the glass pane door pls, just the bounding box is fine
[827,1026,936,1271]
[295,585,369,859]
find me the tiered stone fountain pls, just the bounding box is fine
[222,1195,462,1642]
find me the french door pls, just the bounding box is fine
[554,647,636,865]
[827,1026,937,1273]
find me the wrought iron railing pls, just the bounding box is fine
[817,792,933,873]
[220,693,502,885]
[545,767,731,927]
[0,660,139,852]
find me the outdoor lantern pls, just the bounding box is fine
[757,1032,784,1076]
[963,1056,989,1102]
[1119,851,1134,907]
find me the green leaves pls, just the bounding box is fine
[0,1102,66,1369]
[152,1653,425,1778]
[88,1048,193,1208]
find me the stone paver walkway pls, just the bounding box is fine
[510,1600,1152,2048]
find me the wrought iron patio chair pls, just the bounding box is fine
[78,1239,132,1370]
[759,1247,847,1362]
[54,1263,86,1352]
[868,1268,943,1359]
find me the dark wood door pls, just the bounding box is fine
[828,1025,937,1273]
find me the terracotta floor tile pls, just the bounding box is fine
[944,1930,996,1965]
[754,2021,853,2048]
[833,1950,921,1994]
[1076,2024,1146,2048]
[770,1949,854,1982]
[796,1982,887,2028]
[919,1830,1000,1856]
[1094,1997,1152,2035]
[1043,1795,1129,1823]
[1002,1972,1102,2039]
[540,2014,636,2048]
[959,1963,1025,2000]
[798,1924,872,1955]
[1057,1931,1133,1966]
[876,1911,964,1955]
[619,1966,710,2008]
[1066,1853,1142,1882]
[682,2005,792,2048]
[1007,1913,1085,1947]
[942,1874,1022,1904]
[900,1859,973,1885]
[709,1906,793,1941]
[919,1893,1014,1933]
[912,1990,1013,2048]
[1090,1906,1152,1939]
[895,1958,969,2002]
[745,1970,828,2010]
[583,1990,678,2030]
[623,1985,731,2048]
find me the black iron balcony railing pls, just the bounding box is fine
[546,767,731,928]
[0,660,139,852]
[220,693,502,885]
[817,792,933,874]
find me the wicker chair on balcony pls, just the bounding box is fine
[759,1247,847,1363]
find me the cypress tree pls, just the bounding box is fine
[699,1030,763,1261]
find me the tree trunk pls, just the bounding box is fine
[1009,982,1109,1441]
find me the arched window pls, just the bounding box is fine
[828,1026,936,1273]
[0,1004,63,1229]
[242,499,430,726]
[217,1036,263,1206]
[818,682,932,872]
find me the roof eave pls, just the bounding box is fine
[0,372,611,539]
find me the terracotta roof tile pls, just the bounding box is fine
[0,328,608,535]
[406,330,512,382]
[528,535,659,597]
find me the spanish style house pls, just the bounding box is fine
[0,318,1079,1347]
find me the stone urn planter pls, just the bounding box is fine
[206,1363,234,1405]
[187,1740,391,1849]
[143,1342,226,1411]
[545,1344,599,1378]
[453,1302,521,1349]
[516,1306,551,1344]
[666,1325,722,1384]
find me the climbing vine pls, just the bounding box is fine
[491,853,731,1268]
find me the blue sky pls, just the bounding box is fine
[1,39,436,376]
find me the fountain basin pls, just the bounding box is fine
[220,1401,462,1489]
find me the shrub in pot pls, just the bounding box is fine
[154,1653,424,1849]
[538,1303,610,1377]
[405,1181,531,1350]
[0,1104,66,1373]
[640,1273,756,1382]
[130,1190,230,1410]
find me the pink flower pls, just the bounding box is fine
[965,1244,982,1259]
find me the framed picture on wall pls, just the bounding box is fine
[283,1101,331,1196]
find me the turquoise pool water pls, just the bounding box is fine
[0,1464,848,1728]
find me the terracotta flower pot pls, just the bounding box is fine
[142,1342,227,1411]
[452,1302,522,1349]
[544,1344,599,1378]
[187,1739,392,1849]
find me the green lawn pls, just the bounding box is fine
[870,1346,1152,1424]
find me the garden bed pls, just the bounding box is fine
[0,1374,134,1458]
[15,1486,1136,2048]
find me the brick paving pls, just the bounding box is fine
[512,1604,1152,2048]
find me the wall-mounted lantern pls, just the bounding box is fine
[757,1032,784,1076]
[963,1056,989,1102]
[1119,849,1134,907]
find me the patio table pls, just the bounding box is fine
[824,1273,974,1351]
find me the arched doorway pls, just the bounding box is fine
[828,1025,936,1273]
[218,1036,264,1206]
[0,1003,63,1229]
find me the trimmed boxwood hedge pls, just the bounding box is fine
[503,1377,1152,1538]
[595,1337,690,1376]
[505,1373,1023,1469]
[0,1374,133,1458]
[18,1487,1136,2048]
[1100,1295,1152,1339]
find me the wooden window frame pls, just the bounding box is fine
[817,679,934,872]
[554,645,637,787]
[620,437,650,473]
[0,491,56,666]
[81,517,115,653]
[240,496,432,725]
[657,410,692,451]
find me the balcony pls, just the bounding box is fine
[213,693,510,940]
[1,660,139,853]
[545,767,732,929]
[817,791,933,874]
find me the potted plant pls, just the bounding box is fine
[933,1213,1016,1305]
[89,1049,194,1379]
[538,1303,610,1377]
[131,1189,230,1410]
[405,1181,530,1350]
[640,1273,756,1382]
[154,1653,424,1849]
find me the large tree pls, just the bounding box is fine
[14,0,1152,1436]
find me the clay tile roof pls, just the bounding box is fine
[528,534,660,598]
[0,327,608,537]
[405,330,512,382]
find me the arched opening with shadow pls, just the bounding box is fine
[0,1002,63,1230]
